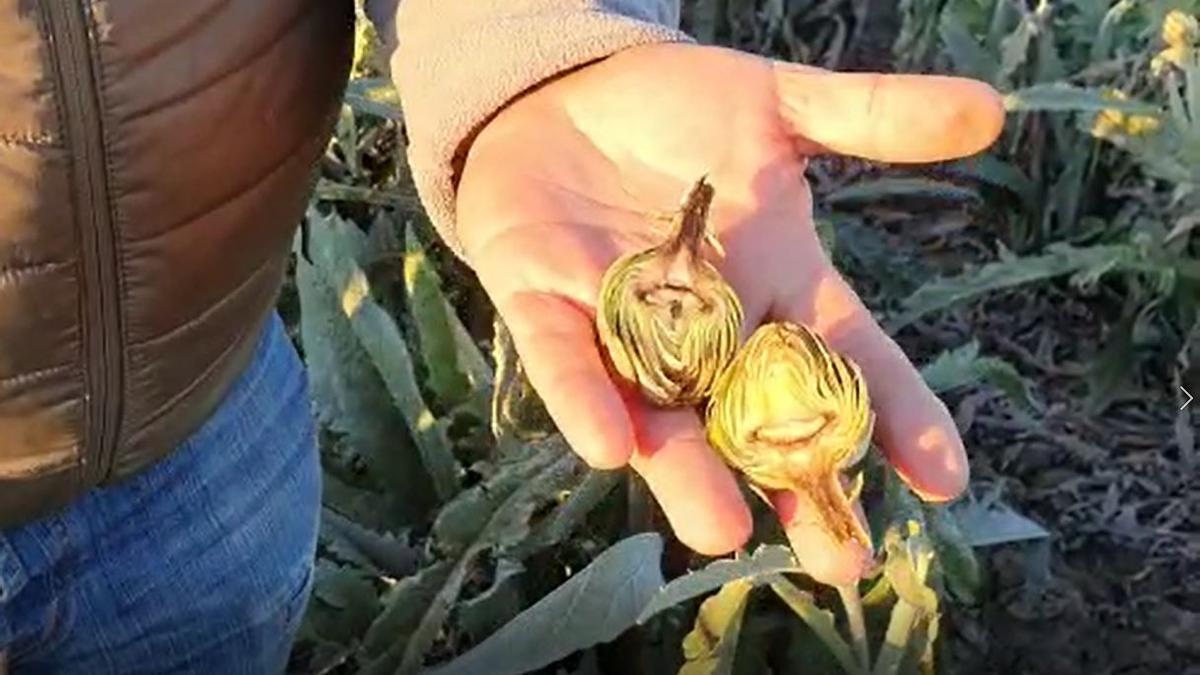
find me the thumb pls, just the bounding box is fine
[772,63,1006,163]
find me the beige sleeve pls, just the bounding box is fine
[366,0,691,258]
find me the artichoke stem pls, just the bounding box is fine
[795,472,871,550]
[661,176,715,261]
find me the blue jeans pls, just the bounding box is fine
[0,313,320,674]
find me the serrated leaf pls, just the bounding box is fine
[1002,83,1160,114]
[320,508,420,579]
[919,342,1038,411]
[389,446,580,675]
[427,533,667,675]
[951,496,1050,547]
[825,178,980,206]
[889,244,1136,331]
[919,341,985,393]
[638,546,799,624]
[357,444,578,674]
[431,441,576,555]
[302,208,462,502]
[360,561,454,663]
[679,580,754,675]
[296,223,435,525]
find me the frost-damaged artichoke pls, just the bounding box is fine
[596,177,744,406]
[706,322,876,548]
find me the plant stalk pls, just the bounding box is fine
[838,583,871,671]
[871,599,920,675]
[769,576,865,675]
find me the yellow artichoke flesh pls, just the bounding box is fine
[706,321,875,548]
[596,178,744,407]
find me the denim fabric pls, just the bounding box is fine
[0,312,320,674]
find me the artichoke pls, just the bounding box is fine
[706,321,875,548]
[596,177,744,407]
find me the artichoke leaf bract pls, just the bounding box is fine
[596,177,744,407]
[706,321,875,550]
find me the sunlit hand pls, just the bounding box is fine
[455,42,1003,585]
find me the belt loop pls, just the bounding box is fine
[0,534,29,604]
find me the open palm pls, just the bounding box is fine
[454,42,1004,584]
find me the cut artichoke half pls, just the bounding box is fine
[596,177,744,407]
[706,321,876,549]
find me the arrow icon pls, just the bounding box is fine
[1182,386,1194,410]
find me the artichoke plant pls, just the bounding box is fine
[705,321,876,549]
[596,177,744,406]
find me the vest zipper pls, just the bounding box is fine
[43,1,122,485]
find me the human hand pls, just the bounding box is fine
[455,42,1003,585]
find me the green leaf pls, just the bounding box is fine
[873,524,939,675]
[320,508,420,579]
[404,222,474,412]
[319,471,396,533]
[296,220,436,524]
[359,562,454,669]
[883,532,937,616]
[511,469,622,559]
[689,0,722,43]
[995,10,1036,87]
[638,546,800,624]
[919,341,986,393]
[938,8,998,82]
[975,356,1040,411]
[361,442,580,675]
[678,580,754,675]
[457,559,526,640]
[302,208,462,503]
[950,494,1050,547]
[921,503,981,604]
[1002,83,1160,114]
[344,77,402,119]
[942,153,1037,214]
[919,341,1038,411]
[308,560,382,645]
[825,178,980,206]
[427,533,668,675]
[430,440,578,556]
[1084,305,1137,414]
[769,576,861,675]
[889,244,1136,331]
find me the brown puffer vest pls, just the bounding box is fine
[0,0,354,528]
